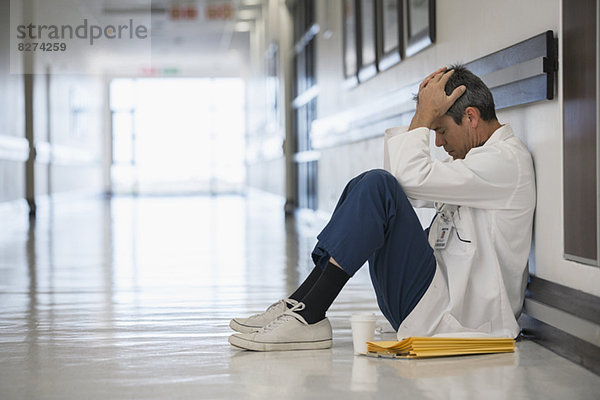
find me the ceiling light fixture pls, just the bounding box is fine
[237,10,257,20]
[241,0,263,6]
[234,21,252,32]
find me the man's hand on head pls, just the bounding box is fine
[409,68,467,131]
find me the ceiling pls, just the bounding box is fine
[24,0,263,76]
[101,0,260,75]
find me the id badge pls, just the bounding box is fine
[434,219,453,249]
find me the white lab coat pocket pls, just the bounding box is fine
[435,313,493,337]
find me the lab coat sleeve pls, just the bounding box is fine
[384,126,434,208]
[386,126,520,209]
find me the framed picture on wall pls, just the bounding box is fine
[342,0,359,87]
[377,0,403,71]
[358,0,377,82]
[405,0,435,57]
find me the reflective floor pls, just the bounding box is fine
[1,193,599,399]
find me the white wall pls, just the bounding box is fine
[311,0,600,297]
[0,0,105,210]
[0,0,26,204]
[245,0,290,198]
[46,73,104,196]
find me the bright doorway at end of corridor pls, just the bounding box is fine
[110,78,246,195]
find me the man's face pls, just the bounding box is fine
[431,114,471,160]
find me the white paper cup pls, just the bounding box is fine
[350,313,377,355]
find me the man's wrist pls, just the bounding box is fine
[409,112,434,131]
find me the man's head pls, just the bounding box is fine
[443,64,497,125]
[430,64,500,159]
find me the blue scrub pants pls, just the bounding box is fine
[311,169,436,331]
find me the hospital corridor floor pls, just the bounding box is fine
[0,193,598,400]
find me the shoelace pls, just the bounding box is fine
[259,302,306,333]
[286,301,305,314]
[248,298,297,319]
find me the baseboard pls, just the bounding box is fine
[526,276,600,323]
[0,191,108,219]
[519,275,600,376]
[519,313,600,375]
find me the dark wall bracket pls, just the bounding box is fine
[312,31,559,149]
[466,31,558,110]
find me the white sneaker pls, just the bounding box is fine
[228,303,333,351]
[230,298,299,334]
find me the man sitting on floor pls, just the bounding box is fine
[228,65,536,351]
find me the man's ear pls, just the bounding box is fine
[464,106,480,129]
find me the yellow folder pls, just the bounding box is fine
[366,337,515,359]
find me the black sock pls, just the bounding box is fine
[295,261,350,324]
[289,264,323,302]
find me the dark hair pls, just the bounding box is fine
[444,64,497,125]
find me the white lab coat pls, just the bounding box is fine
[384,124,536,339]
